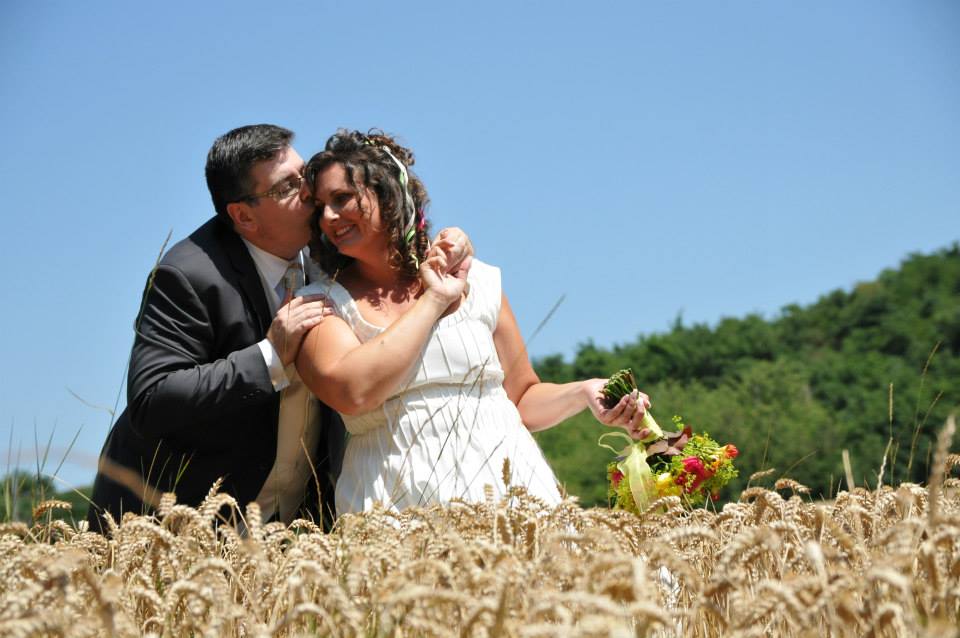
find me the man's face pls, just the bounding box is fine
[235,146,312,260]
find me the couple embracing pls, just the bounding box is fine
[87,124,652,532]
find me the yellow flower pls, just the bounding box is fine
[656,472,681,496]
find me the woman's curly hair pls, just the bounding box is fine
[305,129,430,281]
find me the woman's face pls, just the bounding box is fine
[314,162,386,258]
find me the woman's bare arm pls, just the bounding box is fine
[297,291,449,415]
[494,293,650,437]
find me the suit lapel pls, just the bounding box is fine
[217,221,272,337]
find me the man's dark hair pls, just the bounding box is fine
[205,124,294,221]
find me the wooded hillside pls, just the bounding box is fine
[535,244,960,505]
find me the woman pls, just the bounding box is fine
[296,130,651,514]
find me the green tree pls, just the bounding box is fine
[534,243,960,507]
[1,470,90,523]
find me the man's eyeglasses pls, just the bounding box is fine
[244,175,306,203]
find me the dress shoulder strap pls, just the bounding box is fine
[465,259,502,330]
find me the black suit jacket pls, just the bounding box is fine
[88,217,344,531]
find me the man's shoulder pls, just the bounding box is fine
[154,216,249,292]
[160,217,236,271]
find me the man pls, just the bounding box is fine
[87,124,469,531]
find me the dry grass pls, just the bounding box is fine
[2,425,959,636]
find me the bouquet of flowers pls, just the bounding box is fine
[600,369,739,513]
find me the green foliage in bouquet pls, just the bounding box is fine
[655,416,739,506]
[599,369,639,408]
[606,463,638,514]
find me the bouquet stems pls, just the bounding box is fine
[601,368,663,442]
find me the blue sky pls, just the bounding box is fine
[1,1,957,490]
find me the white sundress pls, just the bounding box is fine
[298,259,562,514]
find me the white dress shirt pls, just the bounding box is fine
[242,238,303,390]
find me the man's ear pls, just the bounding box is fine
[227,201,258,235]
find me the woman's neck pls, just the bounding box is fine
[342,257,420,311]
[352,254,401,288]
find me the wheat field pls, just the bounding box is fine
[2,425,958,637]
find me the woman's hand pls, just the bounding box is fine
[420,254,472,309]
[583,379,652,440]
[430,227,473,274]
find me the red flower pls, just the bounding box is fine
[711,491,720,502]
[725,444,739,459]
[682,457,706,476]
[611,470,624,488]
[681,456,715,492]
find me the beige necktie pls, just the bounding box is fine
[256,260,319,524]
[275,261,304,306]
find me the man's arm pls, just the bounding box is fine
[126,264,276,437]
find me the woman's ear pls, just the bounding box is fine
[358,187,380,222]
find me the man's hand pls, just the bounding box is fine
[267,293,333,366]
[429,227,474,274]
